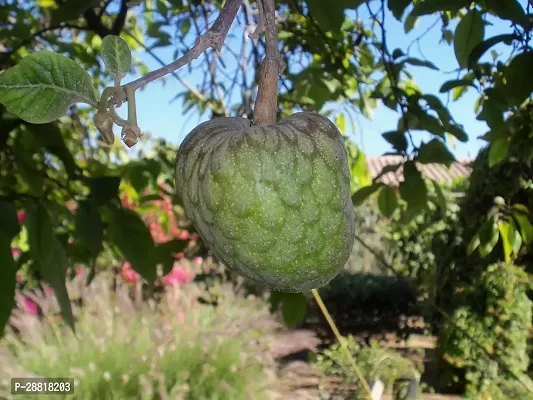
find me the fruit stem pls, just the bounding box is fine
[252,0,285,126]
[311,288,373,399]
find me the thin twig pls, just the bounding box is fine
[121,0,242,93]
[252,0,285,125]
[311,289,373,399]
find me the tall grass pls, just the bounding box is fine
[0,271,281,400]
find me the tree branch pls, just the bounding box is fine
[252,0,285,125]
[112,0,129,35]
[120,0,241,93]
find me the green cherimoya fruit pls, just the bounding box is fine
[175,111,355,292]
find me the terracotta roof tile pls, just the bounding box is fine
[366,155,474,187]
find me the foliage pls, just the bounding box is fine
[314,335,423,399]
[437,263,533,398]
[0,271,280,399]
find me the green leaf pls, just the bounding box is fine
[88,176,121,206]
[0,201,21,240]
[269,291,283,313]
[108,208,157,285]
[467,34,518,68]
[439,79,475,93]
[453,9,485,69]
[488,138,509,167]
[306,0,345,35]
[404,13,419,33]
[399,162,428,212]
[445,123,468,142]
[26,203,75,331]
[0,236,17,336]
[0,51,98,124]
[467,232,480,255]
[388,0,412,20]
[155,239,188,275]
[498,220,512,263]
[417,139,455,167]
[503,52,533,106]
[512,206,533,245]
[282,293,307,328]
[478,216,499,257]
[75,201,103,257]
[382,130,408,153]
[411,0,470,16]
[485,0,527,26]
[403,57,439,70]
[100,35,132,81]
[50,0,101,25]
[378,186,398,218]
[13,140,44,196]
[26,123,78,177]
[351,183,383,206]
[509,219,523,256]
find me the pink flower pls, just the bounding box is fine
[16,272,24,283]
[120,262,140,283]
[174,252,185,259]
[163,266,192,286]
[17,211,25,225]
[76,266,85,276]
[11,248,20,258]
[178,230,190,240]
[193,256,203,264]
[23,297,38,315]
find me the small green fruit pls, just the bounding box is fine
[175,112,354,292]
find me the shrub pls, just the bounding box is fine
[0,271,280,400]
[313,335,423,399]
[437,263,533,398]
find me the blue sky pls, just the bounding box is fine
[122,2,521,159]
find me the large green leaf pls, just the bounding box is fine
[485,0,527,26]
[417,139,455,167]
[498,220,512,263]
[439,79,476,93]
[101,35,132,81]
[50,0,102,25]
[88,176,121,206]
[75,201,103,257]
[26,203,75,331]
[388,0,412,20]
[399,162,427,212]
[467,34,518,68]
[306,0,346,36]
[453,9,485,69]
[488,138,509,167]
[411,0,470,16]
[503,52,533,106]
[281,293,307,328]
[156,239,189,275]
[26,123,78,177]
[351,183,383,206]
[0,51,98,124]
[478,215,499,257]
[108,208,157,284]
[382,131,408,153]
[378,186,398,218]
[512,206,533,245]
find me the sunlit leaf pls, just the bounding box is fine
[498,220,512,263]
[101,35,132,81]
[478,215,499,257]
[512,205,533,244]
[0,51,98,124]
[488,138,509,167]
[439,79,475,93]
